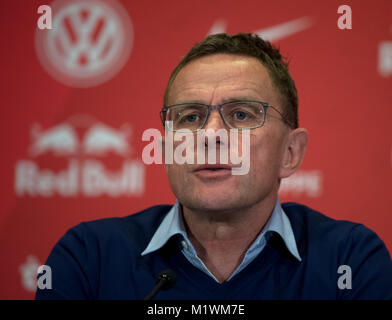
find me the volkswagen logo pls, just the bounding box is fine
[35,0,133,87]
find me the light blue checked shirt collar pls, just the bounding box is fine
[141,198,301,283]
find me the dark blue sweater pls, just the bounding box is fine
[36,203,392,299]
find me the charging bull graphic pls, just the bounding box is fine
[83,123,131,156]
[30,123,78,156]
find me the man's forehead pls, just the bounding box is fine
[167,53,275,104]
[176,54,269,80]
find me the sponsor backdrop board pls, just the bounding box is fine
[0,0,391,299]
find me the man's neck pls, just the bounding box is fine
[181,194,277,282]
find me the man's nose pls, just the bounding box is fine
[203,110,227,146]
[203,110,226,131]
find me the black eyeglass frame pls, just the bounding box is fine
[160,100,288,131]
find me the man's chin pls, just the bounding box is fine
[180,195,244,215]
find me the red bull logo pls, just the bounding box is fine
[29,122,131,156]
[15,117,144,197]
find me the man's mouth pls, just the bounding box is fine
[192,164,233,179]
[193,164,232,172]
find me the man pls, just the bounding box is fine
[36,33,392,299]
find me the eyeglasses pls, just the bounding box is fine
[160,100,287,132]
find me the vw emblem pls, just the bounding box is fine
[35,0,133,87]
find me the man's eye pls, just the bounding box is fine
[184,114,199,122]
[234,111,248,121]
[177,112,200,123]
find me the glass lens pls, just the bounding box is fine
[167,104,208,131]
[221,102,264,128]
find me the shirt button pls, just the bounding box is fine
[181,240,188,249]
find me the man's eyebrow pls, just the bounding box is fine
[170,100,206,105]
[170,96,261,106]
[221,96,259,103]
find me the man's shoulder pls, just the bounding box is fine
[282,201,362,234]
[86,204,173,231]
[282,202,392,298]
[64,205,173,253]
[281,202,372,251]
[281,202,388,259]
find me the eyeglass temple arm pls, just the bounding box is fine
[266,105,293,127]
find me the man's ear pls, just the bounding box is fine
[279,128,308,179]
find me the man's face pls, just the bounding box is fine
[164,53,291,214]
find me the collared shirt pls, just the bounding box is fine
[141,198,301,283]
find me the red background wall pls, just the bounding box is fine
[1,0,391,299]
